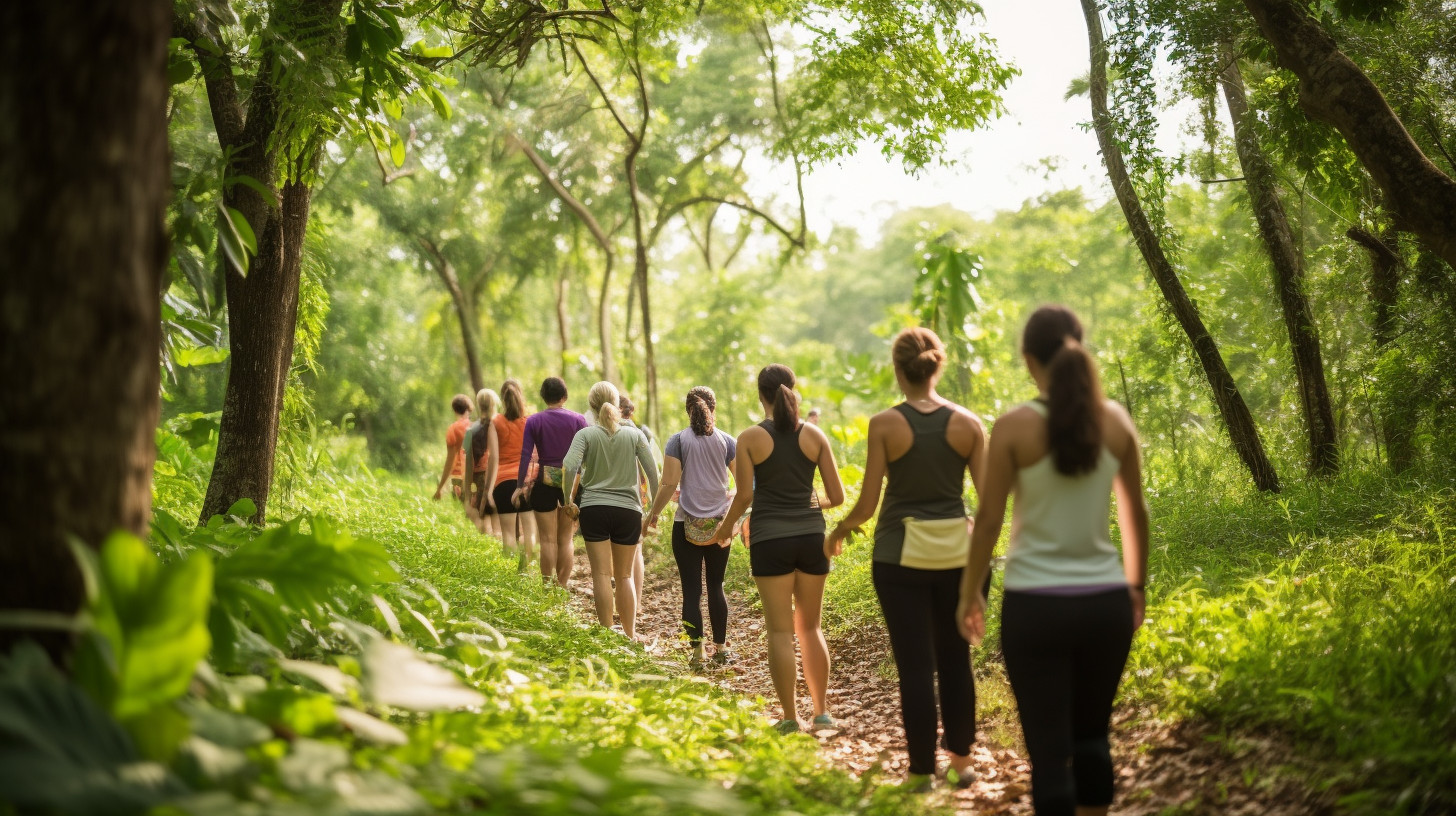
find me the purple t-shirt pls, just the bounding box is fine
[664,428,736,520]
[518,407,588,483]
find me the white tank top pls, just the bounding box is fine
[1003,400,1128,591]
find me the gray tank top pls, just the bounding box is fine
[873,404,969,564]
[749,419,825,541]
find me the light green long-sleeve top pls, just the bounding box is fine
[562,423,660,512]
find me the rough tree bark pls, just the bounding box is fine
[1348,225,1416,472]
[180,0,343,522]
[1080,0,1281,492]
[0,0,170,659]
[1241,0,1456,269]
[1220,49,1339,476]
[555,268,571,379]
[420,238,486,393]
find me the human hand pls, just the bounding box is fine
[823,529,845,559]
[512,488,525,505]
[564,503,580,521]
[486,495,497,512]
[432,487,442,501]
[956,591,986,646]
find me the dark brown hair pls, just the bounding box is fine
[891,327,948,384]
[618,394,637,419]
[757,364,799,434]
[539,376,567,405]
[450,394,471,415]
[685,386,716,436]
[1023,305,1103,476]
[500,379,526,421]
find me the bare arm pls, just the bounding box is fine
[958,418,1015,645]
[484,424,500,509]
[645,456,683,531]
[1111,404,1150,630]
[434,438,459,500]
[826,414,887,555]
[712,432,760,542]
[636,432,661,503]
[813,427,846,510]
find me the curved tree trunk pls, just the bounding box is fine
[1220,50,1339,476]
[420,239,485,394]
[1080,0,1281,492]
[0,0,170,660]
[555,267,571,379]
[625,150,659,429]
[1348,226,1416,472]
[1241,0,1456,270]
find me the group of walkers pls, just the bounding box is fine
[433,305,1149,815]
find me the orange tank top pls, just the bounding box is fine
[493,414,526,485]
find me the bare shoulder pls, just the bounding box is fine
[867,408,904,434]
[1101,398,1139,455]
[995,401,1042,429]
[946,403,987,435]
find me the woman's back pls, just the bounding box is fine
[750,420,824,539]
[1004,399,1126,590]
[565,424,655,510]
[874,404,969,563]
[666,428,735,520]
[494,414,526,483]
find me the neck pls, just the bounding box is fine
[901,384,937,403]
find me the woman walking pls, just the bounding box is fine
[645,387,738,668]
[564,381,660,640]
[488,379,537,562]
[826,327,986,790]
[515,377,588,588]
[711,365,844,734]
[958,305,1149,816]
[464,388,501,537]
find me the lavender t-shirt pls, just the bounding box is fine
[664,428,736,521]
[517,407,588,484]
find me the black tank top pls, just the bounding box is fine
[873,404,969,563]
[749,419,825,541]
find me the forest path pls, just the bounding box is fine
[561,543,1327,815]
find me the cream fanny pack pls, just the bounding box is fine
[900,515,970,570]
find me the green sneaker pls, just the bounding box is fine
[903,773,934,793]
[772,719,800,735]
[811,713,836,730]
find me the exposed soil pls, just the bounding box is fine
[562,544,1334,815]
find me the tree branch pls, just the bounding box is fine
[172,7,244,148]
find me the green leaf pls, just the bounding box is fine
[388,129,406,167]
[172,345,229,368]
[225,498,257,519]
[223,174,275,206]
[344,22,362,64]
[424,85,452,120]
[409,42,453,60]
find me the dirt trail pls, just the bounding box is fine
[562,545,1330,815]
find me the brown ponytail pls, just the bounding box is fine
[757,364,800,434]
[1023,305,1103,476]
[686,386,716,436]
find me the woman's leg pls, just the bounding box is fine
[518,510,538,561]
[930,567,976,775]
[612,543,639,639]
[671,527,707,643]
[583,538,615,626]
[1069,591,1134,816]
[534,510,558,583]
[873,562,939,776]
[753,573,800,723]
[552,505,575,588]
[793,570,830,718]
[1002,592,1076,816]
[499,512,519,552]
[704,543,731,647]
[633,544,645,610]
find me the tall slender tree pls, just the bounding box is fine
[1080,0,1281,492]
[1219,48,1339,475]
[0,0,172,660]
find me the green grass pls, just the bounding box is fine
[256,467,941,815]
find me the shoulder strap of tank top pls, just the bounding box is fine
[893,401,953,431]
[1023,399,1049,417]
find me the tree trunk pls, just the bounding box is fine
[1241,0,1456,270]
[509,132,618,384]
[1348,226,1416,472]
[420,240,485,394]
[625,150,659,429]
[0,0,170,660]
[1220,50,1339,476]
[555,268,571,379]
[202,177,314,521]
[1080,0,1281,492]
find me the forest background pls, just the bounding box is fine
[2,0,1454,814]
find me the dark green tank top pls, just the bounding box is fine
[750,419,825,541]
[873,404,969,563]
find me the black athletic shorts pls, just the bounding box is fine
[749,532,830,577]
[492,480,523,513]
[578,505,643,546]
[528,483,564,513]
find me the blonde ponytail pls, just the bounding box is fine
[588,381,621,435]
[475,388,499,424]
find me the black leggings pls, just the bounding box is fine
[1001,589,1134,816]
[872,561,977,776]
[671,522,730,645]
